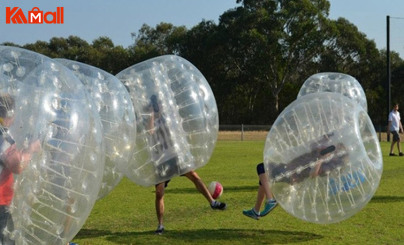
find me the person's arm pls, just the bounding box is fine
[148,112,155,134]
[310,158,325,177]
[2,140,40,174]
[400,120,403,133]
[310,145,336,177]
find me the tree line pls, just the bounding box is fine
[3,0,404,126]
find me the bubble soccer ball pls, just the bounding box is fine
[264,92,382,224]
[116,55,218,186]
[297,72,367,111]
[0,46,105,244]
[208,181,223,199]
[56,58,136,199]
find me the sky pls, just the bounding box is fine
[0,0,404,57]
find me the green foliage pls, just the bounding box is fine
[3,0,404,125]
[72,141,404,244]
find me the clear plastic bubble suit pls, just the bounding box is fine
[116,55,218,186]
[297,72,367,111]
[264,92,382,224]
[56,58,136,199]
[0,46,105,244]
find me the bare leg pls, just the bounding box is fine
[397,140,402,153]
[184,171,214,203]
[155,183,165,226]
[252,173,275,212]
[254,185,266,212]
[390,141,396,154]
[259,173,274,200]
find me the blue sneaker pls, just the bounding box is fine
[242,208,259,220]
[260,200,277,217]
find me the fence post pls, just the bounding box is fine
[241,124,244,141]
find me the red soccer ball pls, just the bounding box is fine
[208,181,223,199]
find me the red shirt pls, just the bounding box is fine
[0,128,16,206]
[0,166,14,206]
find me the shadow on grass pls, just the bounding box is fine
[77,228,322,244]
[166,185,257,194]
[166,189,404,203]
[370,195,404,203]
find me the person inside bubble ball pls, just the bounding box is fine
[242,162,277,220]
[45,96,81,245]
[148,95,226,235]
[387,103,404,156]
[0,94,41,245]
[270,133,349,184]
[309,143,349,178]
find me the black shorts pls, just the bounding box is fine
[392,131,400,142]
[155,157,189,188]
[155,157,178,188]
[256,163,265,185]
[157,179,171,188]
[156,175,187,188]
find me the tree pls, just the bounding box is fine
[23,36,91,61]
[318,18,386,123]
[128,23,187,64]
[23,40,52,56]
[212,0,332,122]
[1,42,21,47]
[88,36,130,74]
[64,36,91,62]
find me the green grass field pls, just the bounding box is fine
[73,141,404,245]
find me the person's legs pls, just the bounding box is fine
[390,140,396,155]
[253,184,266,213]
[155,182,165,234]
[0,206,14,245]
[184,171,226,210]
[258,166,278,216]
[0,206,7,245]
[243,163,277,220]
[243,163,265,219]
[259,171,274,200]
[390,131,403,155]
[396,135,403,155]
[184,171,213,203]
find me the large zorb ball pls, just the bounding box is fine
[0,46,104,244]
[297,72,367,111]
[264,92,382,224]
[56,58,136,199]
[116,55,218,186]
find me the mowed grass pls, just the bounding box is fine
[73,141,404,245]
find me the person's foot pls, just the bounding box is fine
[155,225,164,235]
[399,152,404,156]
[260,200,277,217]
[390,153,397,156]
[211,201,227,210]
[242,208,259,220]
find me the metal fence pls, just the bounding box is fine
[219,124,386,142]
[219,124,271,141]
